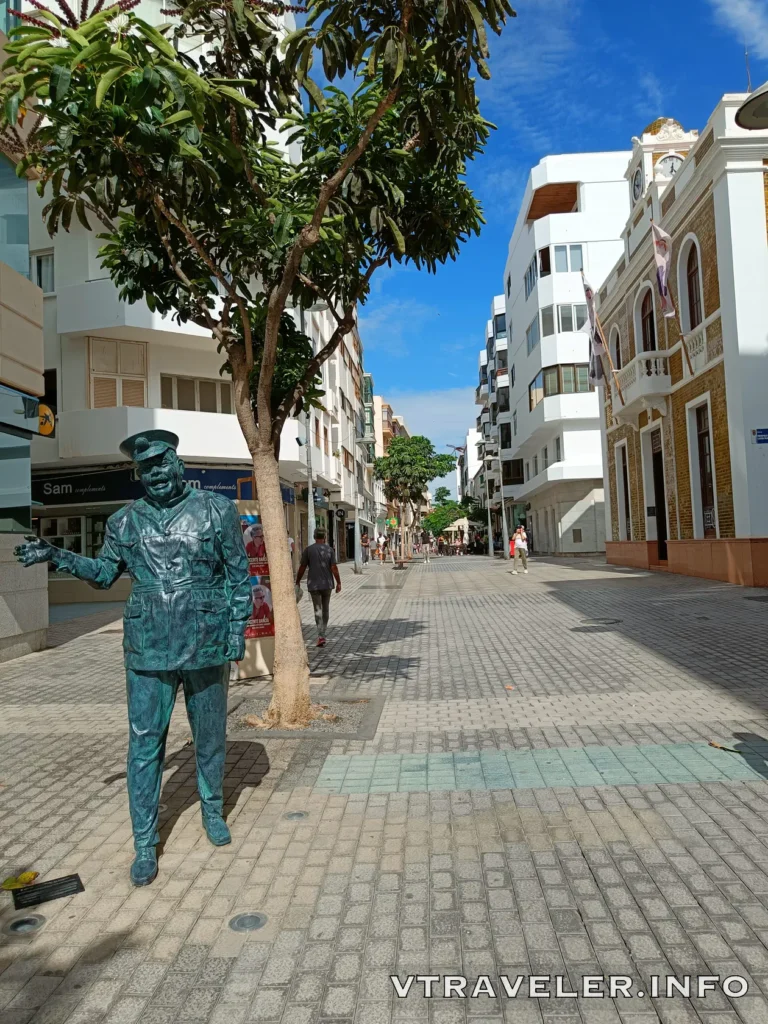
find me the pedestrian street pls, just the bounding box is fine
[2,554,768,1024]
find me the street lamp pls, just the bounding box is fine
[736,82,768,130]
[296,425,316,544]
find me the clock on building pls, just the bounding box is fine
[632,166,644,203]
[656,153,684,178]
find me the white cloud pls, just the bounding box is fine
[708,0,768,60]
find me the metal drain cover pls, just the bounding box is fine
[12,874,84,910]
[283,811,308,821]
[4,914,46,935]
[229,912,267,932]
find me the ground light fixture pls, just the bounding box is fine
[736,82,768,130]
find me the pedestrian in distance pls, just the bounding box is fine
[295,527,342,647]
[511,523,529,574]
[376,532,386,562]
[437,534,445,556]
[421,529,430,563]
[360,530,370,565]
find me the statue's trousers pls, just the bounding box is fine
[126,665,229,850]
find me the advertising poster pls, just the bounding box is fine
[240,513,275,639]
[241,513,269,575]
[246,575,275,639]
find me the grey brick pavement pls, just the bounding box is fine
[2,556,768,1024]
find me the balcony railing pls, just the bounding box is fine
[612,351,672,425]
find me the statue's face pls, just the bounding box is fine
[136,450,185,504]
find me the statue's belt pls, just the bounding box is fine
[132,578,226,594]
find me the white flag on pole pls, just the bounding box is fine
[581,271,605,383]
[651,221,675,318]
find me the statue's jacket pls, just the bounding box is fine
[52,487,251,671]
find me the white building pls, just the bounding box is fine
[493,152,631,554]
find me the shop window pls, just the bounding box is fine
[40,515,83,557]
[90,338,147,408]
[160,374,234,414]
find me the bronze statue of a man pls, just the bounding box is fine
[16,430,251,886]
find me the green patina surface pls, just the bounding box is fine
[314,742,768,794]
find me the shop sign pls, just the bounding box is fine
[33,468,295,506]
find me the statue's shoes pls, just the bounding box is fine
[130,847,158,887]
[203,813,231,847]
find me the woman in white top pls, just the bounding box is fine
[511,525,529,574]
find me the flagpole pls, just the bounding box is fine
[650,219,694,377]
[594,310,626,406]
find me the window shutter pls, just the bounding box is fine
[90,339,118,374]
[92,376,117,408]
[119,341,146,376]
[121,378,146,407]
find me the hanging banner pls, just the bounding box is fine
[240,512,275,639]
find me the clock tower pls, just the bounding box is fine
[622,117,699,257]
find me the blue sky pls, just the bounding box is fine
[358,0,768,486]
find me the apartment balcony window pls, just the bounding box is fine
[324,426,329,455]
[529,363,592,410]
[524,256,537,299]
[541,305,555,337]
[494,312,506,338]
[525,462,530,482]
[558,303,588,333]
[526,315,540,355]
[497,349,508,371]
[0,156,29,279]
[0,0,20,34]
[555,435,562,462]
[538,246,551,277]
[31,250,54,294]
[342,447,354,472]
[532,455,539,476]
[513,411,517,436]
[314,417,321,448]
[90,338,147,408]
[554,244,583,273]
[161,374,234,414]
[500,422,511,449]
[497,386,510,414]
[542,446,549,470]
[502,459,524,486]
[506,273,511,297]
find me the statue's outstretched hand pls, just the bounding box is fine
[14,536,55,567]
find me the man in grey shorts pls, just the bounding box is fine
[296,527,342,647]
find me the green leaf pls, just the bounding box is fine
[70,39,108,70]
[385,215,409,254]
[215,85,258,109]
[95,65,130,108]
[132,19,177,59]
[302,76,325,109]
[50,64,71,103]
[4,91,20,126]
[75,199,91,230]
[63,28,89,48]
[156,66,185,110]
[465,1,490,57]
[163,108,193,126]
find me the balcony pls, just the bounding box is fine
[52,406,251,465]
[611,352,671,426]
[475,382,489,407]
[57,278,212,343]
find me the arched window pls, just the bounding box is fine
[687,245,702,330]
[640,290,656,352]
[610,328,622,370]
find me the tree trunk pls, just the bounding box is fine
[252,445,312,728]
[399,501,406,565]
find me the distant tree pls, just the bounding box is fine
[422,502,461,537]
[433,486,452,506]
[375,436,455,558]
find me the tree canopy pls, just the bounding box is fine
[432,485,452,506]
[374,435,455,508]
